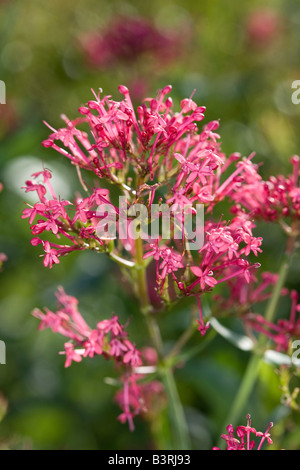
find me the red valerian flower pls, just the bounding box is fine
[213,270,287,312]
[25,85,264,338]
[115,347,164,431]
[33,288,150,430]
[230,155,300,234]
[213,414,274,450]
[33,287,141,368]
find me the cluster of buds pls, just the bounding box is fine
[245,7,282,48]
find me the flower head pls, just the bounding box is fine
[23,85,265,338]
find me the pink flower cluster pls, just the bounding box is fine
[33,287,142,368]
[246,8,282,47]
[245,289,300,352]
[115,347,164,430]
[0,183,7,269]
[32,287,152,430]
[144,215,262,334]
[230,155,300,229]
[22,169,112,268]
[80,15,183,70]
[213,271,286,312]
[213,414,273,450]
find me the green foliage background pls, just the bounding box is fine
[1,0,300,449]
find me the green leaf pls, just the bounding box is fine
[210,318,254,351]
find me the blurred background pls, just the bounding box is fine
[1,0,300,450]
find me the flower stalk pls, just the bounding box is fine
[219,242,294,448]
[134,232,191,449]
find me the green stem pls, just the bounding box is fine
[134,235,150,309]
[174,329,217,366]
[134,235,190,449]
[134,235,163,355]
[218,248,293,448]
[166,323,197,362]
[166,304,199,362]
[264,254,290,322]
